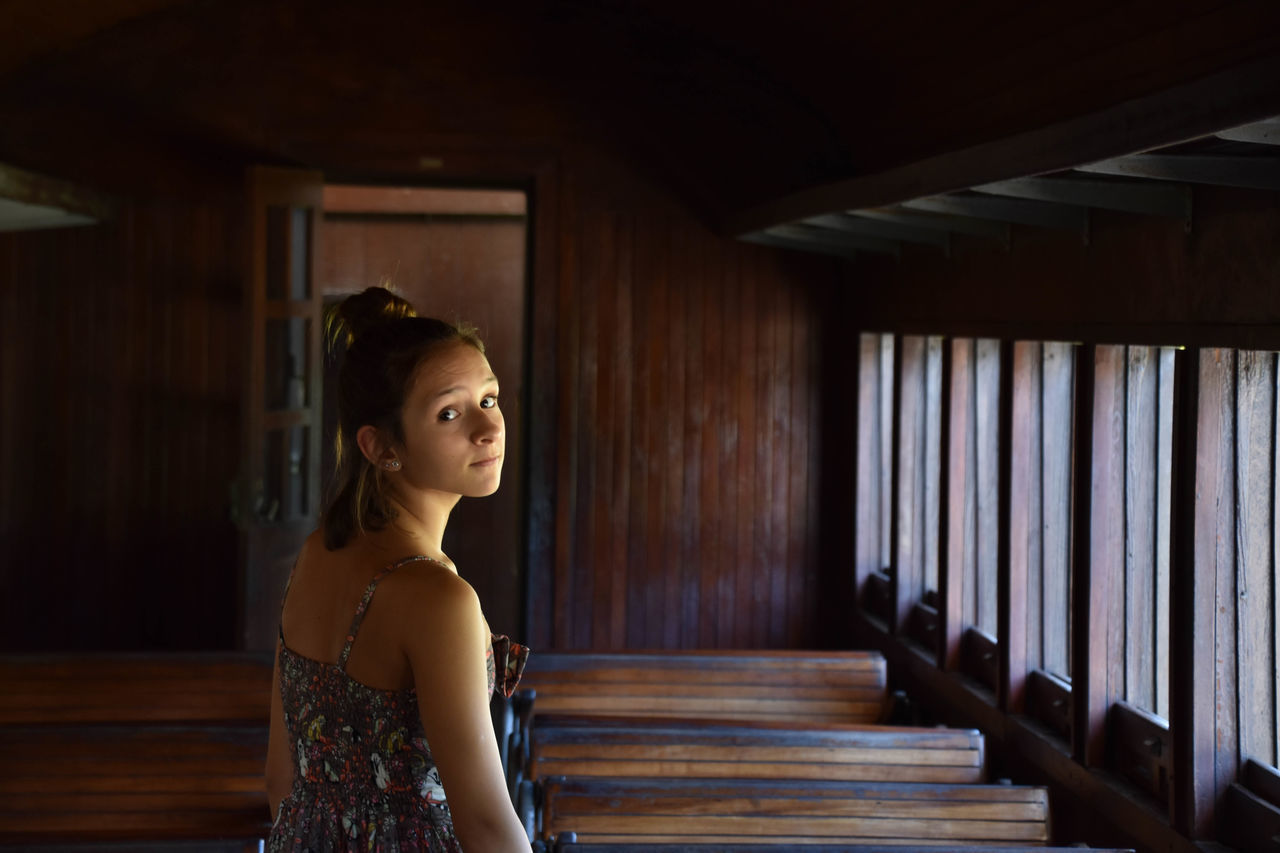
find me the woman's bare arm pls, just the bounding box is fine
[265,642,294,820]
[401,568,530,851]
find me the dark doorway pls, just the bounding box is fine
[317,185,529,639]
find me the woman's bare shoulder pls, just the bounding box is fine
[382,560,482,618]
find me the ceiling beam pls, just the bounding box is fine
[720,52,1280,237]
[742,229,860,261]
[804,212,948,251]
[766,222,900,257]
[972,176,1190,223]
[1215,117,1280,146]
[901,194,1088,238]
[0,161,114,231]
[1076,154,1280,191]
[854,208,1011,248]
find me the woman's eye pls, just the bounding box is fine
[438,408,459,422]
[481,395,499,409]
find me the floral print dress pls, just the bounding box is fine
[269,555,529,852]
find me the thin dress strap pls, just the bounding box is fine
[336,554,449,671]
[278,558,299,643]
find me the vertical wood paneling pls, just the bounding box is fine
[856,333,886,595]
[662,217,688,649]
[1125,346,1159,711]
[625,213,653,650]
[588,209,615,647]
[975,338,1001,637]
[552,169,581,651]
[0,198,242,651]
[1042,342,1075,677]
[540,159,836,648]
[946,338,975,667]
[1084,345,1127,766]
[1274,362,1280,766]
[1155,348,1175,719]
[753,247,777,646]
[895,336,926,632]
[734,250,759,647]
[879,335,895,570]
[1008,341,1040,705]
[924,337,943,595]
[608,213,632,649]
[672,219,697,648]
[681,222,705,648]
[1236,350,1276,765]
[715,243,740,648]
[572,199,600,650]
[1193,348,1237,827]
[699,232,723,648]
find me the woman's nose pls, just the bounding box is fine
[472,408,504,444]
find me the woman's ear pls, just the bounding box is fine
[355,425,399,470]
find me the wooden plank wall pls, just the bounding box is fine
[1197,348,1280,782]
[0,198,242,650]
[531,154,843,650]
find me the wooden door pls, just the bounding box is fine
[236,166,324,651]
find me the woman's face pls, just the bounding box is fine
[393,341,504,499]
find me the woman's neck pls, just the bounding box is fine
[383,491,460,568]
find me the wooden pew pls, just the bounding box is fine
[508,649,889,791]
[0,653,272,848]
[545,843,1131,853]
[537,776,1051,847]
[528,716,986,784]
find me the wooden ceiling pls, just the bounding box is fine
[3,0,1280,231]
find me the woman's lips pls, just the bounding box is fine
[471,454,502,467]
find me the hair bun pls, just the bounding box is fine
[327,286,417,354]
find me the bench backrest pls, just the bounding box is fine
[0,654,272,846]
[0,653,273,725]
[550,840,1131,845]
[539,776,1050,846]
[520,650,888,724]
[529,717,985,784]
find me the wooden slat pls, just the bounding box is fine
[857,332,888,596]
[1080,344,1125,767]
[895,336,925,633]
[1206,349,1241,813]
[1041,342,1074,679]
[1124,347,1159,713]
[997,337,1020,713]
[554,846,1133,853]
[0,725,269,843]
[1009,342,1040,686]
[1235,350,1277,765]
[541,777,1049,845]
[973,338,1001,637]
[943,338,972,671]
[0,654,272,724]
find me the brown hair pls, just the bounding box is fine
[323,287,485,550]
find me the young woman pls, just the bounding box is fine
[266,287,531,851]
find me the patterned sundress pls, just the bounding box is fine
[268,555,529,852]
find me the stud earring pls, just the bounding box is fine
[383,459,401,471]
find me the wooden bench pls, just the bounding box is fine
[527,716,985,784]
[543,843,1131,853]
[536,776,1051,847]
[0,653,272,847]
[517,650,889,724]
[509,649,889,790]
